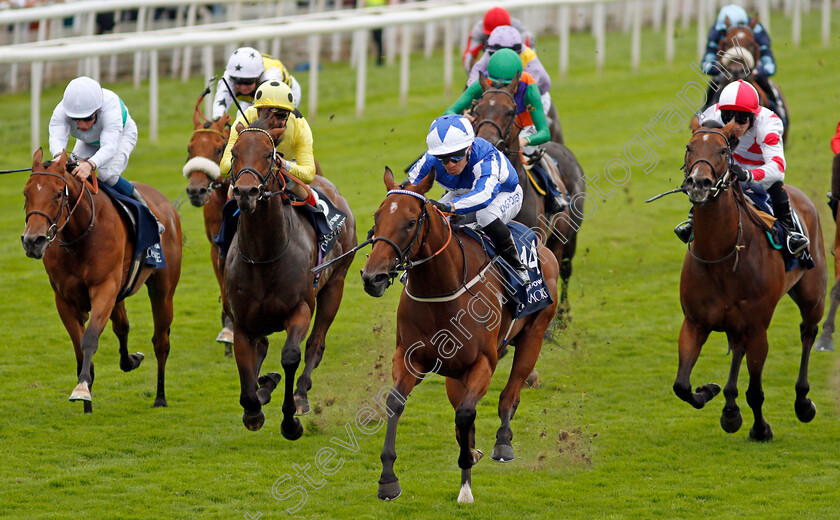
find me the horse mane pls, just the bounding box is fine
[248,113,273,131]
[701,120,724,129]
[202,121,213,129]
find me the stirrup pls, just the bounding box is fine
[674,220,693,244]
[786,232,809,256]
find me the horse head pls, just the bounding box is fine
[682,119,738,206]
[229,118,284,214]
[718,21,760,80]
[360,166,435,297]
[184,96,230,207]
[22,148,71,258]
[472,72,521,153]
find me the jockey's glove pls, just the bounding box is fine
[430,199,453,213]
[731,163,752,183]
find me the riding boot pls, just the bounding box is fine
[482,218,529,285]
[769,185,809,255]
[674,207,695,244]
[540,159,568,214]
[131,189,166,235]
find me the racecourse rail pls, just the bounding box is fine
[0,0,833,150]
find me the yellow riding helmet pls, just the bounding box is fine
[252,80,295,111]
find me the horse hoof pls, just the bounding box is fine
[378,480,402,501]
[795,400,817,423]
[491,444,515,462]
[242,409,265,431]
[471,448,484,465]
[216,327,234,345]
[281,418,303,440]
[814,336,834,352]
[258,372,282,390]
[153,398,168,408]
[120,353,144,372]
[695,383,721,403]
[720,409,742,433]
[69,382,91,402]
[749,423,773,442]
[525,370,540,389]
[294,394,311,415]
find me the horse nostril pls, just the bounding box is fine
[248,187,260,199]
[701,178,713,190]
[198,188,208,196]
[232,187,241,198]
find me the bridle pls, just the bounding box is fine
[188,126,228,190]
[231,127,283,200]
[683,128,734,200]
[472,88,522,157]
[25,169,96,247]
[371,189,468,297]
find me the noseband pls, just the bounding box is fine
[684,128,734,199]
[188,127,228,190]
[25,170,96,246]
[473,89,521,154]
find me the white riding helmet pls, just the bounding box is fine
[62,76,103,119]
[225,47,264,79]
[426,115,475,156]
[715,4,749,30]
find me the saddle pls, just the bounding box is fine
[522,149,567,213]
[97,182,167,301]
[459,221,553,319]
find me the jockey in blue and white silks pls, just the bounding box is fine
[407,114,527,281]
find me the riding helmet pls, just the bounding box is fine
[253,80,296,112]
[486,48,523,85]
[225,47,265,81]
[426,115,475,156]
[62,76,103,119]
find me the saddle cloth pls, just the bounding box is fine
[460,221,553,319]
[525,153,565,209]
[98,182,166,302]
[741,183,815,272]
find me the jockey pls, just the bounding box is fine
[675,80,808,255]
[48,76,165,235]
[467,25,553,122]
[220,80,316,203]
[446,49,565,214]
[407,114,528,283]
[462,7,535,72]
[212,46,302,120]
[701,4,780,115]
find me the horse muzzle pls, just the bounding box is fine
[232,186,261,214]
[682,175,713,206]
[185,185,211,207]
[21,233,49,259]
[361,269,391,297]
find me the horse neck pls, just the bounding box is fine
[405,207,464,297]
[691,188,742,258]
[238,195,296,256]
[60,174,94,241]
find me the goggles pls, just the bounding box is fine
[233,77,258,86]
[486,43,522,55]
[721,110,753,125]
[71,114,95,123]
[270,108,290,121]
[434,148,469,165]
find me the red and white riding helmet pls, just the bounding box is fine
[718,80,760,114]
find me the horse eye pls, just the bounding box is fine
[216,147,224,156]
[407,219,417,229]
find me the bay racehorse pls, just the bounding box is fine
[360,168,559,503]
[814,152,840,351]
[709,20,790,141]
[183,93,233,352]
[471,72,585,319]
[224,115,356,437]
[21,149,182,413]
[675,119,825,440]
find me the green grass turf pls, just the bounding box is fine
[0,9,839,519]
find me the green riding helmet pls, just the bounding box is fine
[486,48,523,85]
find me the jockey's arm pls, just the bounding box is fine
[462,21,485,72]
[220,107,257,176]
[48,105,71,158]
[283,116,316,184]
[444,81,483,116]
[831,121,840,155]
[407,153,435,186]
[87,101,125,175]
[746,116,786,187]
[701,27,725,74]
[467,54,490,88]
[449,160,500,214]
[523,53,551,94]
[753,25,776,77]
[522,84,550,147]
[211,75,235,120]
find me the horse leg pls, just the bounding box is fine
[789,284,823,423]
[233,325,264,431]
[55,294,92,413]
[111,301,144,373]
[720,336,746,433]
[69,285,117,408]
[279,304,312,441]
[255,337,282,406]
[378,350,420,501]
[452,356,493,504]
[673,319,720,408]
[744,332,773,441]
[147,276,175,408]
[295,273,347,415]
[814,279,840,352]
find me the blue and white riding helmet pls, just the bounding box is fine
[715,4,749,30]
[426,115,475,156]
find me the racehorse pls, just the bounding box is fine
[471,72,585,319]
[674,119,825,440]
[360,168,559,503]
[814,153,840,351]
[21,149,183,413]
[224,115,356,436]
[709,20,790,141]
[183,93,233,352]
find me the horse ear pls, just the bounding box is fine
[414,169,436,195]
[478,74,489,92]
[235,122,245,134]
[724,16,732,28]
[749,15,758,29]
[721,119,738,139]
[32,147,43,165]
[506,72,521,94]
[690,115,701,133]
[192,106,203,129]
[384,167,399,191]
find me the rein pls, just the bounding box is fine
[26,170,97,246]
